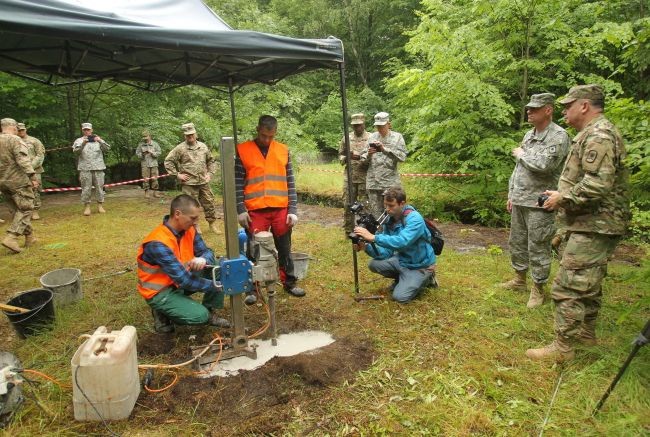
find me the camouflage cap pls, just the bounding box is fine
[182,122,196,135]
[1,118,17,127]
[525,93,555,108]
[374,112,390,126]
[350,113,365,125]
[142,130,151,139]
[559,84,604,105]
[16,122,26,130]
[81,122,92,129]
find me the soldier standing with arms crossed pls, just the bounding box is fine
[526,85,630,361]
[136,131,162,198]
[339,113,370,231]
[16,123,45,221]
[499,93,570,308]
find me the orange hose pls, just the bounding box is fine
[21,369,71,389]
[143,370,179,393]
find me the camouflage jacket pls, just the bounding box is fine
[0,133,36,189]
[556,115,630,235]
[164,140,216,185]
[23,135,45,174]
[508,122,570,207]
[135,140,161,168]
[361,130,407,190]
[338,131,370,183]
[72,136,110,171]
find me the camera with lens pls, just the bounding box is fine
[347,201,387,244]
[368,142,381,151]
[86,134,97,143]
[537,194,549,207]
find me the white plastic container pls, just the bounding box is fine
[71,326,140,421]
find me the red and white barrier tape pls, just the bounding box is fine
[45,146,72,152]
[42,173,172,193]
[302,167,474,177]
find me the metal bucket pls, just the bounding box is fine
[290,252,310,280]
[40,268,83,307]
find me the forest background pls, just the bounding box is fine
[1,0,648,239]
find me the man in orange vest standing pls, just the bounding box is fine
[137,194,230,333]
[235,115,306,302]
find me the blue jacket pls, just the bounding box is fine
[365,205,436,269]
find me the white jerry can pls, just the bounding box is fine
[71,326,140,421]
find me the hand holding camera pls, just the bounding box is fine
[368,142,382,154]
[85,134,97,143]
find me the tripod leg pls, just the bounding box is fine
[593,344,641,414]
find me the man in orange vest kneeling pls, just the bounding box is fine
[137,194,230,333]
[235,115,306,302]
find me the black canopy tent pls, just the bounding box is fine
[0,0,363,293]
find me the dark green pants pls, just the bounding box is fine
[147,274,224,326]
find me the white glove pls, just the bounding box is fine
[286,214,298,227]
[187,257,207,271]
[238,212,251,229]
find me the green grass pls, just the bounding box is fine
[1,189,648,436]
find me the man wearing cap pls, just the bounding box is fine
[0,118,39,253]
[164,123,220,235]
[338,113,370,231]
[72,122,111,216]
[526,84,630,362]
[16,123,45,221]
[361,112,407,218]
[500,93,570,309]
[135,131,162,198]
[235,115,305,299]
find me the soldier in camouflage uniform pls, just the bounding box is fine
[339,113,370,231]
[526,84,630,362]
[17,123,45,221]
[0,118,39,253]
[164,123,220,234]
[135,131,162,198]
[72,122,111,216]
[500,94,570,308]
[360,112,407,218]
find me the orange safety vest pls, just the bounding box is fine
[237,140,289,211]
[136,223,196,300]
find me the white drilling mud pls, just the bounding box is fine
[201,330,335,377]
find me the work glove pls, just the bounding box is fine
[187,257,207,271]
[238,212,251,229]
[286,214,298,227]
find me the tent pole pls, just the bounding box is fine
[338,63,361,297]
[228,77,238,144]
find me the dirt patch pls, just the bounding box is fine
[136,334,374,435]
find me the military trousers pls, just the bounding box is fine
[552,232,620,345]
[141,163,159,190]
[508,205,556,284]
[367,189,387,219]
[343,180,367,231]
[181,183,216,222]
[33,173,42,211]
[0,184,35,236]
[79,170,105,204]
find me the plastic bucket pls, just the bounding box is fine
[290,252,310,280]
[3,288,55,339]
[40,268,82,306]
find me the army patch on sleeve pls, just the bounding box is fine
[585,149,598,163]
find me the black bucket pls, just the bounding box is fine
[3,288,55,339]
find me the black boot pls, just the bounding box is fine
[151,309,174,333]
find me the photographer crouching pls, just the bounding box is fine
[352,187,436,303]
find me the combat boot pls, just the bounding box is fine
[208,221,222,235]
[97,203,106,214]
[83,204,91,216]
[525,340,575,362]
[527,282,545,308]
[577,321,598,346]
[499,270,527,291]
[2,234,23,253]
[153,190,162,198]
[25,234,38,248]
[144,189,150,198]
[0,218,5,224]
[32,211,41,220]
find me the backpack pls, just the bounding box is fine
[403,208,444,256]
